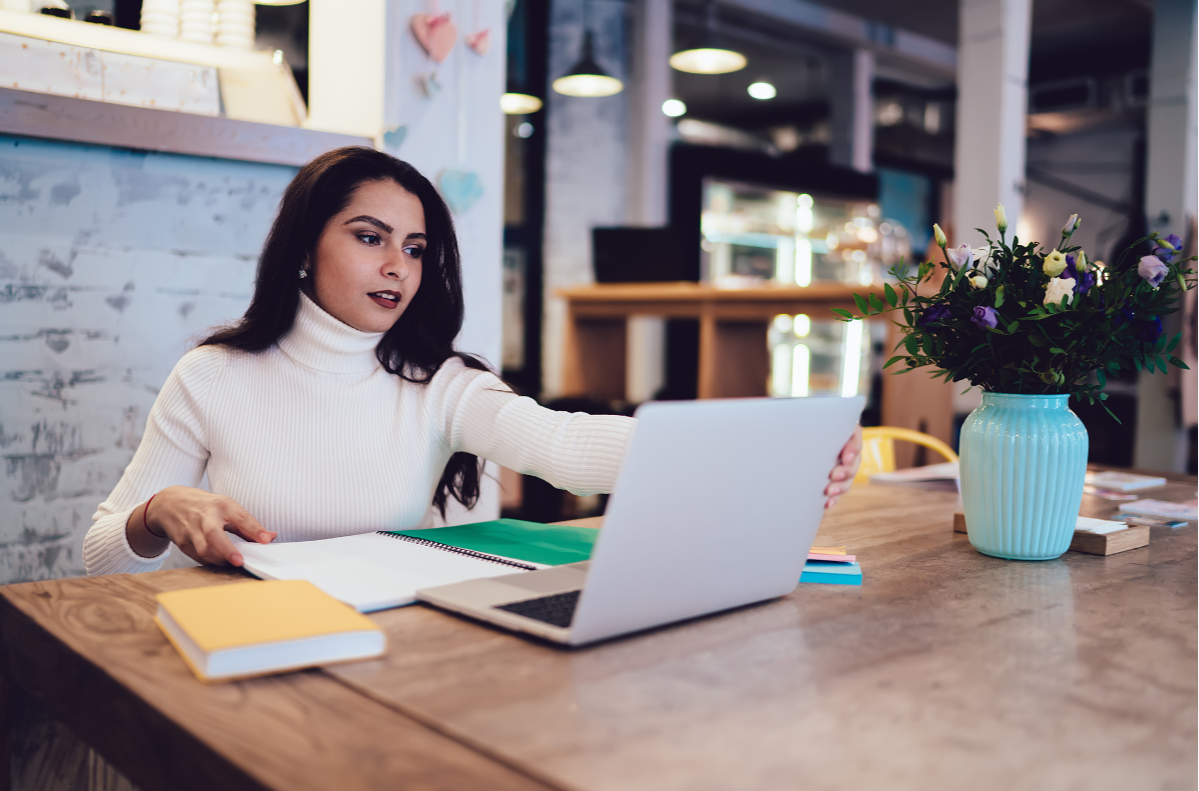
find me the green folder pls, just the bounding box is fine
[387,519,599,567]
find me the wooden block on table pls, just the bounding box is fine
[951,513,1151,556]
[1068,525,1150,555]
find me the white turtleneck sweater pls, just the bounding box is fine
[83,293,636,576]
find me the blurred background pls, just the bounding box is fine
[0,0,1194,575]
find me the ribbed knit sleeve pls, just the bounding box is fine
[433,361,636,496]
[83,347,224,576]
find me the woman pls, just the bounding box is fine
[84,147,861,576]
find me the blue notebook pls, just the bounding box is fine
[799,560,862,586]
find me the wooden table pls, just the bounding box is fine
[557,282,955,452]
[2,477,1195,791]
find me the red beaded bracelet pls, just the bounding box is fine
[143,493,166,539]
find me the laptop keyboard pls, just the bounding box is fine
[495,590,582,628]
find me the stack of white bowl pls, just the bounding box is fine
[178,0,215,44]
[140,0,180,38]
[215,0,256,49]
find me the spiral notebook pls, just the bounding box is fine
[236,520,599,612]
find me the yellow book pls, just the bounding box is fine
[154,580,386,683]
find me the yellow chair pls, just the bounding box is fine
[855,427,959,484]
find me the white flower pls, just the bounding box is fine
[933,223,947,248]
[947,243,972,270]
[1044,276,1074,306]
[968,273,988,289]
[973,244,999,274]
[1061,214,1079,235]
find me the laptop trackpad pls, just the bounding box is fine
[500,562,589,595]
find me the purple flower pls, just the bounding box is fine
[1153,234,1183,262]
[971,306,998,330]
[1138,255,1168,288]
[918,304,951,326]
[1113,306,1135,326]
[1134,315,1163,342]
[1062,254,1095,294]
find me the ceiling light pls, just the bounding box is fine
[552,4,623,98]
[748,82,776,100]
[670,48,747,75]
[662,99,687,117]
[501,93,543,114]
[670,0,746,75]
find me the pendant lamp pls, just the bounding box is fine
[670,0,746,75]
[502,93,544,114]
[552,1,623,98]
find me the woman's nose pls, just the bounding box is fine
[385,257,409,281]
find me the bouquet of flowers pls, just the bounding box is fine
[837,206,1196,418]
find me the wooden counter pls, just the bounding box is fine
[1,475,1194,790]
[557,282,955,450]
[558,281,890,400]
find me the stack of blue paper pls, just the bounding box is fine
[799,560,862,585]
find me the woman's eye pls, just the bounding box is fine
[358,233,381,245]
[404,246,424,258]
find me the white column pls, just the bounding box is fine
[305,0,386,139]
[952,0,1032,246]
[1134,0,1198,471]
[829,48,874,173]
[624,0,671,402]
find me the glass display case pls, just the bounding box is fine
[699,178,906,400]
[700,178,912,287]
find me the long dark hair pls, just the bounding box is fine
[201,146,487,516]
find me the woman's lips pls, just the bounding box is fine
[368,291,401,310]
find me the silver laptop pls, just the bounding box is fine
[417,396,865,646]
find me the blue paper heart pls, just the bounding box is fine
[438,169,483,215]
[383,125,407,150]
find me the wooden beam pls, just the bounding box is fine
[0,87,371,167]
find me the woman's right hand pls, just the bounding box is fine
[129,485,276,566]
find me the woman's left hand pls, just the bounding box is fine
[824,425,863,509]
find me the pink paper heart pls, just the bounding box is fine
[411,13,457,64]
[465,29,490,55]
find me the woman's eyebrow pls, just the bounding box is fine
[406,232,427,241]
[344,215,394,233]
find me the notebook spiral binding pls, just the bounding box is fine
[377,532,537,571]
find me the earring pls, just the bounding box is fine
[298,268,308,279]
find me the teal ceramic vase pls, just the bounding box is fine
[959,393,1088,560]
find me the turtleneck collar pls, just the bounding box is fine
[277,291,385,374]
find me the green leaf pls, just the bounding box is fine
[1169,355,1191,370]
[994,284,1005,308]
[883,355,904,369]
[1049,347,1066,354]
[869,293,885,312]
[884,283,898,308]
[853,292,869,315]
[830,308,854,320]
[1167,333,1181,354]
[904,334,920,355]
